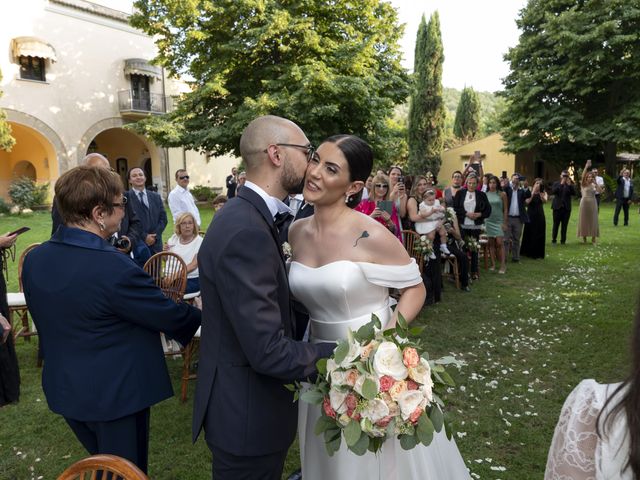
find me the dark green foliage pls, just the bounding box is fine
[129,0,409,163]
[0,68,16,151]
[500,0,640,175]
[407,12,445,175]
[453,86,480,141]
[8,177,49,208]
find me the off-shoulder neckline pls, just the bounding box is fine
[290,260,415,270]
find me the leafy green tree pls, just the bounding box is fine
[407,12,445,175]
[500,0,640,174]
[0,69,16,151]
[453,86,480,141]
[129,0,409,163]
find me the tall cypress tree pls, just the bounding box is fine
[408,12,445,175]
[454,86,480,141]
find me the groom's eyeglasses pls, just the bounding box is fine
[264,143,318,162]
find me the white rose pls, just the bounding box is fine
[326,358,339,379]
[397,390,425,421]
[420,381,434,405]
[340,339,362,368]
[373,342,408,380]
[329,388,348,415]
[330,369,348,387]
[360,398,390,424]
[408,358,432,385]
[361,418,387,438]
[354,374,380,397]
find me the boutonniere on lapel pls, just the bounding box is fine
[281,241,292,259]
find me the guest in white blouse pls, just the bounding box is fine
[545,296,640,479]
[165,212,203,294]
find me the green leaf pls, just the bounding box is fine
[316,358,327,377]
[417,413,435,446]
[300,390,325,405]
[444,417,453,441]
[333,340,349,365]
[355,322,375,343]
[361,378,378,400]
[409,326,425,337]
[397,312,408,330]
[440,370,456,387]
[324,427,341,443]
[284,383,296,392]
[315,415,336,436]
[399,433,418,450]
[343,418,362,447]
[430,406,444,433]
[325,433,341,457]
[371,313,382,329]
[355,362,369,376]
[349,431,370,456]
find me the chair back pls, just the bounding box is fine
[57,454,149,480]
[18,243,41,291]
[401,230,424,273]
[143,251,187,303]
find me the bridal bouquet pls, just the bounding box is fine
[464,236,480,252]
[413,235,433,257]
[288,315,462,456]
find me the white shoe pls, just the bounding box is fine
[440,244,451,256]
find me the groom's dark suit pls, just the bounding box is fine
[193,186,333,479]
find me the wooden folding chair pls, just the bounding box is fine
[57,454,148,480]
[8,243,41,342]
[442,255,461,289]
[401,230,424,274]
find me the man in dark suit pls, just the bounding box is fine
[504,173,531,262]
[614,168,634,226]
[225,167,238,198]
[551,170,576,244]
[193,115,333,480]
[127,167,168,262]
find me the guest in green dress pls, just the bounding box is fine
[485,176,508,274]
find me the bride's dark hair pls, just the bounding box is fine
[323,134,373,209]
[597,293,640,477]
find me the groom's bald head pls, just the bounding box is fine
[239,115,303,170]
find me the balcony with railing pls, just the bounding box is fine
[118,90,171,117]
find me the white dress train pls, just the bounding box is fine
[289,260,471,480]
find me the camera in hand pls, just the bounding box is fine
[110,236,131,250]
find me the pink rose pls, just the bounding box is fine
[345,393,358,412]
[380,375,395,392]
[406,379,419,391]
[345,369,359,387]
[323,396,336,419]
[409,407,423,425]
[403,347,420,369]
[376,415,392,427]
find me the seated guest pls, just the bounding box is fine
[165,212,203,294]
[545,292,640,480]
[22,165,200,474]
[453,174,491,280]
[212,194,227,212]
[127,167,167,266]
[355,173,402,242]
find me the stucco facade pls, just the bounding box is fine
[0,0,238,202]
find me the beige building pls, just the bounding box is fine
[439,133,559,186]
[0,0,238,202]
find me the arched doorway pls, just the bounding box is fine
[87,128,153,189]
[0,122,57,201]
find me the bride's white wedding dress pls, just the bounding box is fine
[289,259,471,480]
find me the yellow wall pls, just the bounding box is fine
[0,122,57,200]
[439,133,515,186]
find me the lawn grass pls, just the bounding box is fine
[0,201,638,479]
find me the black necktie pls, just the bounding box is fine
[138,191,148,209]
[274,212,293,232]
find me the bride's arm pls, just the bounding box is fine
[361,221,426,326]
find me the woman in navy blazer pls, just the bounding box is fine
[23,165,200,474]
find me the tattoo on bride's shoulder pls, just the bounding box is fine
[353,230,370,247]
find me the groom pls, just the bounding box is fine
[193,115,334,479]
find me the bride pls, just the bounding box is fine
[288,135,470,479]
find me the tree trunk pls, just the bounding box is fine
[604,141,617,177]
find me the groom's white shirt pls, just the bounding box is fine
[244,180,293,219]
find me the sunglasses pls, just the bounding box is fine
[179,175,190,180]
[111,195,128,208]
[264,143,318,162]
[375,183,389,188]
